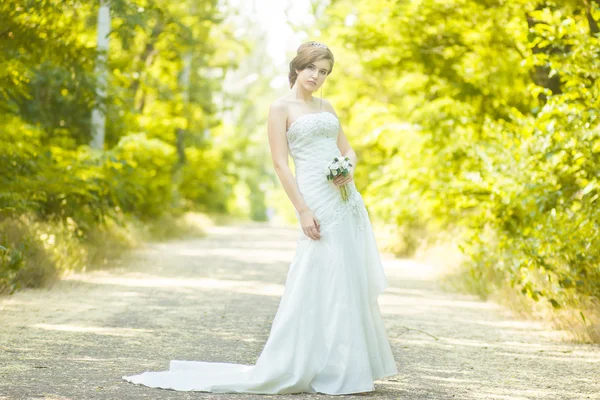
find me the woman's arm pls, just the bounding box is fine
[267,101,311,214]
[338,131,358,176]
[324,100,357,178]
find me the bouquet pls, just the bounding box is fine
[326,156,353,201]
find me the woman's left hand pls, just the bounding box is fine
[333,166,354,186]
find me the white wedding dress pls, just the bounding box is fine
[122,111,398,395]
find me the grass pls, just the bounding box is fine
[0,210,225,294]
[427,237,600,344]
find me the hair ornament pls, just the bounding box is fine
[309,41,328,49]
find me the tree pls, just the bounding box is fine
[90,0,112,150]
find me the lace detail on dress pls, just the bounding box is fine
[287,112,339,144]
[287,111,368,238]
[293,182,367,238]
[318,184,367,235]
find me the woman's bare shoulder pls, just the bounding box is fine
[269,96,291,114]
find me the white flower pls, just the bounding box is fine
[331,169,338,176]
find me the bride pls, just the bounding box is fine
[122,41,398,395]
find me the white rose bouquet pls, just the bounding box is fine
[326,156,354,201]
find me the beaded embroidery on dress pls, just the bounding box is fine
[122,111,398,395]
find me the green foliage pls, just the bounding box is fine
[318,0,600,330]
[0,115,110,226]
[106,133,178,219]
[180,146,231,213]
[0,0,260,293]
[0,244,25,295]
[0,214,87,295]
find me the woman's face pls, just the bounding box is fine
[296,58,331,92]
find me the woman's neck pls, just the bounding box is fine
[292,83,313,104]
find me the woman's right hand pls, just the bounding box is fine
[299,210,321,240]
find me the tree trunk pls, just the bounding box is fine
[131,23,163,113]
[90,0,111,150]
[585,0,600,35]
[526,6,562,103]
[176,52,193,167]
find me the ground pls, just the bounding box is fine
[0,221,599,400]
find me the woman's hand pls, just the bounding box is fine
[333,166,354,187]
[299,210,321,240]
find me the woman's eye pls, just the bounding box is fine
[320,71,326,75]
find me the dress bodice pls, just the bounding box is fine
[286,111,341,167]
[286,111,366,236]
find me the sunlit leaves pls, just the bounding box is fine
[0,0,255,292]
[319,0,600,314]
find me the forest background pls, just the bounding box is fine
[1,0,598,343]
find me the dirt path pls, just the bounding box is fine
[1,221,599,400]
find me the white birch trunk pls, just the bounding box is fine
[175,52,192,165]
[90,0,111,150]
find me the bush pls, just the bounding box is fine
[0,118,215,292]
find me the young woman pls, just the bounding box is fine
[123,41,398,395]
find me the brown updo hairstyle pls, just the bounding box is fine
[288,41,335,89]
